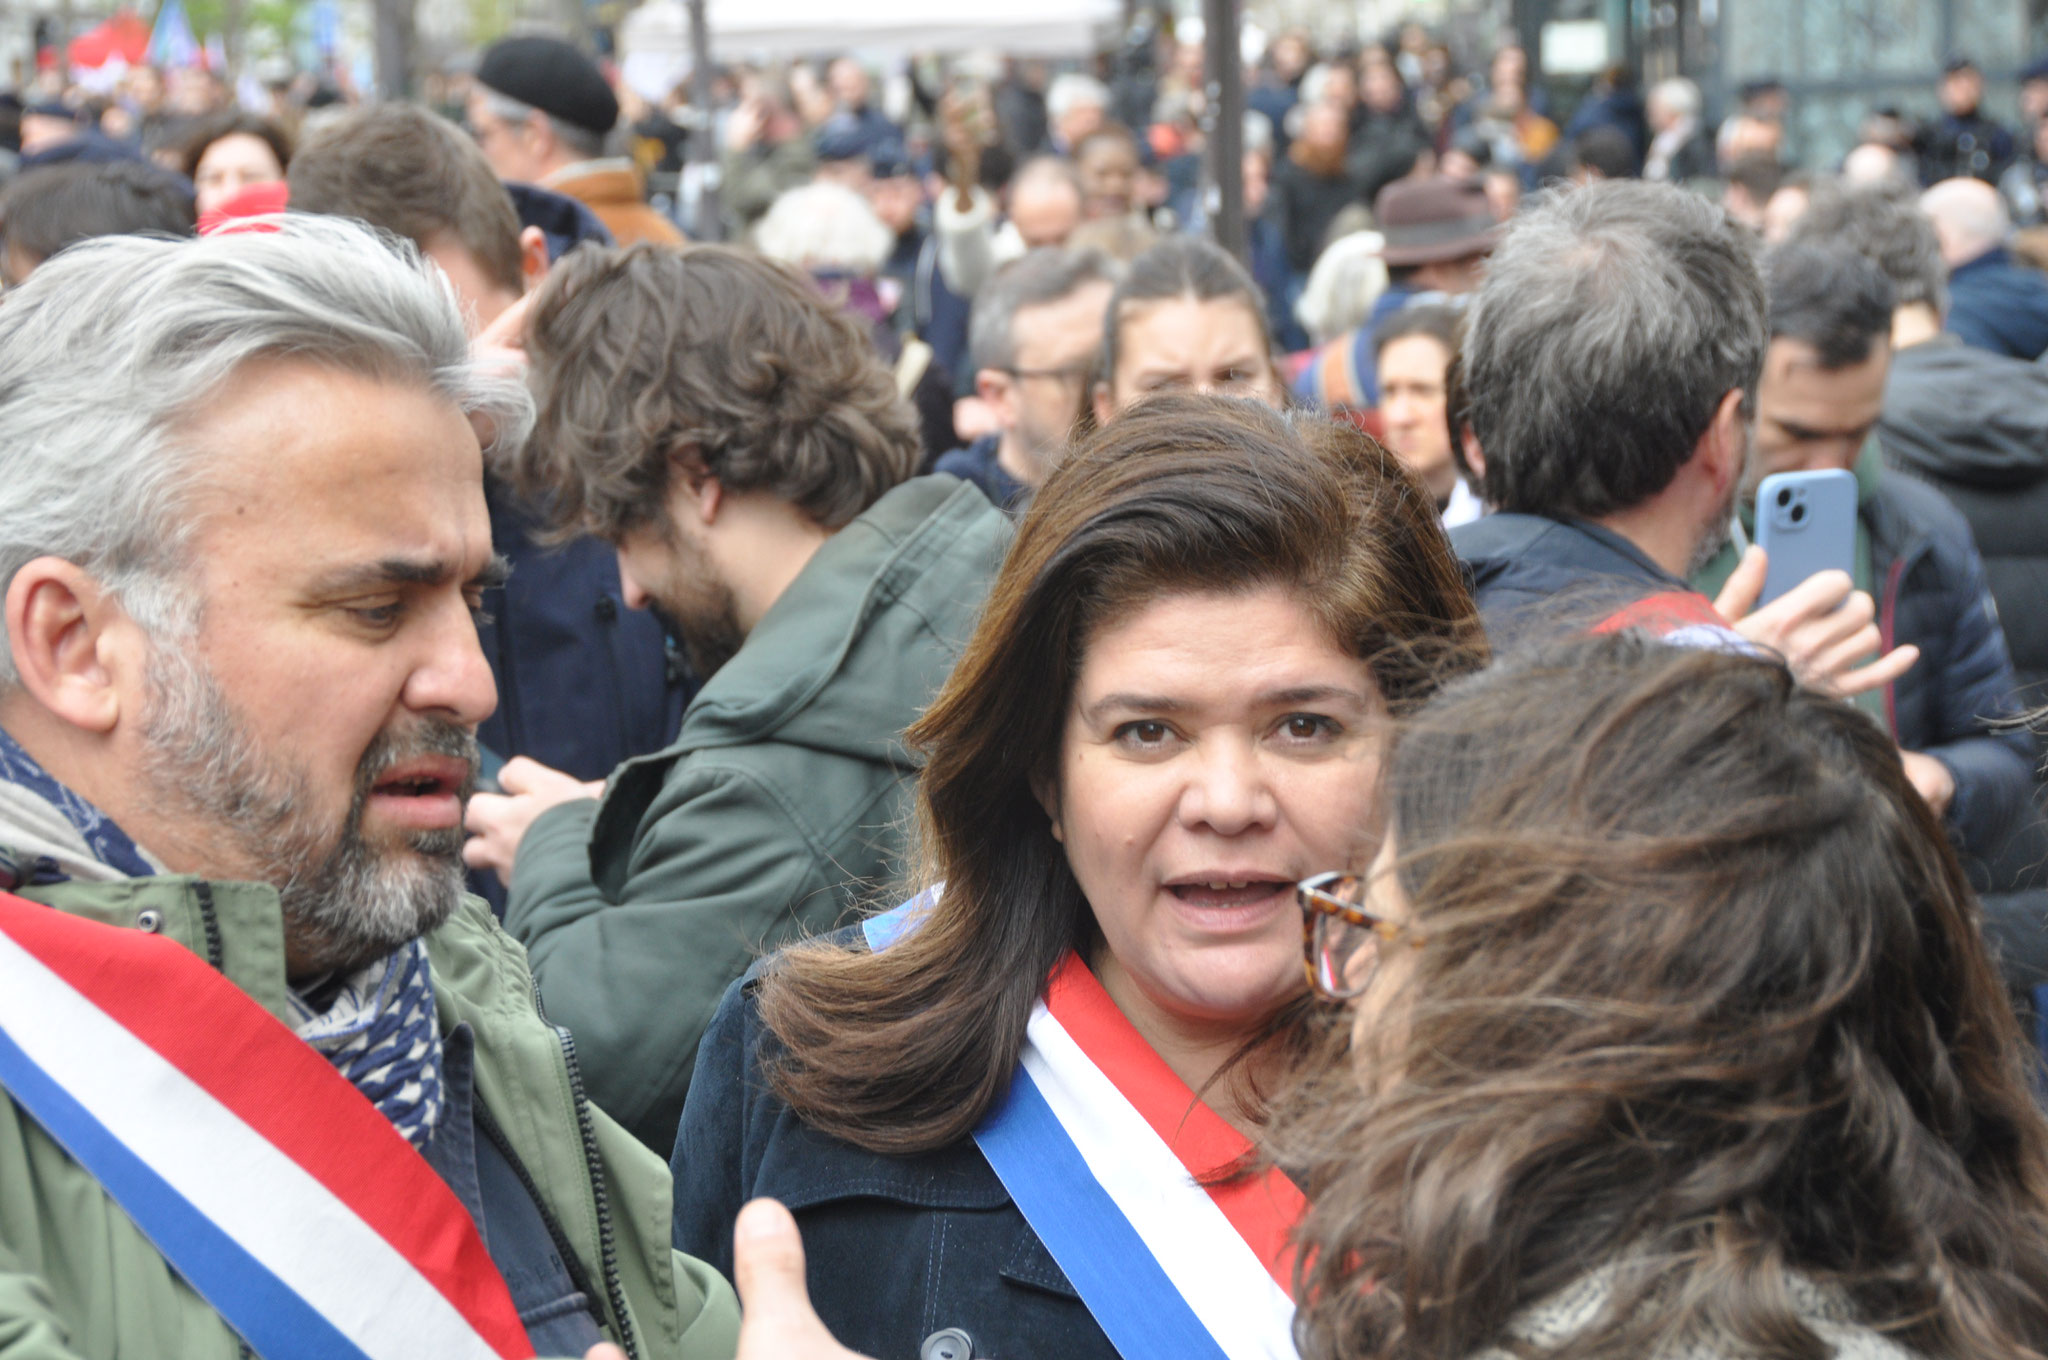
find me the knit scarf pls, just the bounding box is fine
[0,724,444,1148]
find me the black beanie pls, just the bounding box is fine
[476,35,619,138]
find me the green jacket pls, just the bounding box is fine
[505,476,1011,1152]
[0,873,740,1360]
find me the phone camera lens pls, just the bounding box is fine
[1790,503,1806,523]
[1775,488,1793,507]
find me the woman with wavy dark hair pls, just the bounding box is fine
[1284,633,2048,1359]
[673,392,1483,1359]
[177,112,291,219]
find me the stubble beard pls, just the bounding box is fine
[650,521,748,682]
[1684,422,1756,581]
[136,642,476,977]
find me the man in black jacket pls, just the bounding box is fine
[1917,57,2016,186]
[1693,242,2035,876]
[1920,175,2048,361]
[1787,177,2048,895]
[1447,180,1916,703]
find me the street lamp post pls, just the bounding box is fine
[1201,0,1244,259]
[686,0,721,239]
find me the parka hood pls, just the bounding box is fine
[1880,337,2048,490]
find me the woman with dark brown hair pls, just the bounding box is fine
[1272,101,1369,289]
[1286,633,2048,1360]
[177,112,291,220]
[673,392,1481,1359]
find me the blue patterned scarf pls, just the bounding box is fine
[0,724,444,1148]
[0,725,155,879]
[286,941,444,1149]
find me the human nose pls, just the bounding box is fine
[405,596,498,727]
[1177,736,1277,836]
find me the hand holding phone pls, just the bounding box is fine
[1754,468,1858,607]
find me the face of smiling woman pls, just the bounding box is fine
[1043,583,1388,1047]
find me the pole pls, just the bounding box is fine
[370,0,414,99]
[1201,0,1244,259]
[220,0,243,75]
[686,0,721,239]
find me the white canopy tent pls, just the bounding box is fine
[617,0,1119,98]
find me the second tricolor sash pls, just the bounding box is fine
[866,900,1305,1360]
[0,890,534,1360]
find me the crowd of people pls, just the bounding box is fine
[1,18,2047,1360]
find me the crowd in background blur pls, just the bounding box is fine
[4,4,2044,1048]
[6,14,2048,1359]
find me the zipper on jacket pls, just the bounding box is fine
[532,975,641,1360]
[595,592,636,775]
[1880,551,1914,738]
[474,1099,608,1317]
[192,880,225,970]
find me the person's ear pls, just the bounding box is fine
[522,116,554,165]
[666,447,725,526]
[976,368,1016,424]
[1030,769,1064,844]
[516,226,549,294]
[1460,428,1487,483]
[1090,380,1116,429]
[1701,387,1748,497]
[4,558,145,736]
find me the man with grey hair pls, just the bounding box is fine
[0,219,736,1355]
[1642,76,1713,183]
[1921,175,2048,359]
[467,33,683,248]
[1046,72,1110,154]
[1448,179,1916,699]
[935,247,1118,512]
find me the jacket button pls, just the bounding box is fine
[920,1329,974,1360]
[135,909,163,933]
[595,595,619,623]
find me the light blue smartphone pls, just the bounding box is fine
[1754,469,1859,607]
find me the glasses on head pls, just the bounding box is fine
[1297,870,1422,1001]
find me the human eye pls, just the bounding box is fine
[1112,719,1180,751]
[345,600,404,630]
[1275,713,1342,744]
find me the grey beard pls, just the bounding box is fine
[1684,503,1737,581]
[137,643,474,975]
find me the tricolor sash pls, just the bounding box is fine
[0,890,535,1360]
[1590,589,1751,653]
[865,901,1305,1360]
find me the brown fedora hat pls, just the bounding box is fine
[1375,177,1502,266]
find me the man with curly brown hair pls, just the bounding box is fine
[463,243,1012,1152]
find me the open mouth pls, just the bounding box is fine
[372,771,460,800]
[1165,878,1294,908]
[365,756,474,831]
